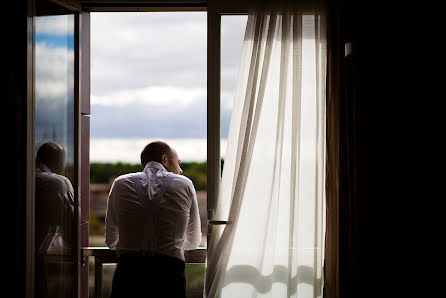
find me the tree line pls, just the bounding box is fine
[90,161,220,191]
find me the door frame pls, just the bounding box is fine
[27,1,254,297]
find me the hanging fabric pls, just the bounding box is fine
[205,8,327,298]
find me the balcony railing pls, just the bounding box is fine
[83,247,207,298]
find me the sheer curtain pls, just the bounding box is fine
[205,10,327,298]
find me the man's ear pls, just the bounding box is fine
[161,154,169,166]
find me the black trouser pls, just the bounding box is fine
[110,253,186,298]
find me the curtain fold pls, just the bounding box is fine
[205,10,327,298]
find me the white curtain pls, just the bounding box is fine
[205,10,327,298]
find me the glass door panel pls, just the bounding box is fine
[34,6,76,298]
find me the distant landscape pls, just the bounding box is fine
[90,160,221,190]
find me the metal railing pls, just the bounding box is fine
[82,247,207,298]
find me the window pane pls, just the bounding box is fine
[35,14,76,298]
[221,15,248,163]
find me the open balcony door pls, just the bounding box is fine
[33,1,90,297]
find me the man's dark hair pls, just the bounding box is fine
[140,141,172,167]
[35,141,66,173]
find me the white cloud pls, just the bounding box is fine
[91,138,228,163]
[35,42,74,101]
[91,13,247,98]
[91,85,205,107]
[89,136,316,164]
[91,12,207,98]
[89,12,248,139]
[36,15,74,35]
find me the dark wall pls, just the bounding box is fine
[341,2,374,296]
[7,0,33,297]
[342,1,410,297]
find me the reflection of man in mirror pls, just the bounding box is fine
[35,141,74,254]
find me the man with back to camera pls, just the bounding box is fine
[105,141,202,297]
[35,141,75,298]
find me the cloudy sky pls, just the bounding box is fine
[35,15,75,162]
[90,12,247,162]
[34,13,320,164]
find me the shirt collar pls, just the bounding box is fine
[36,162,52,174]
[143,161,168,173]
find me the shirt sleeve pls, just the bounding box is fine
[183,184,202,250]
[105,181,119,249]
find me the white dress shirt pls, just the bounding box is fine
[105,161,202,261]
[35,163,74,254]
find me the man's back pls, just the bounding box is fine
[105,161,202,261]
[35,163,74,253]
[106,141,200,298]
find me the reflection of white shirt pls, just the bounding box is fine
[35,163,74,254]
[105,162,202,261]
